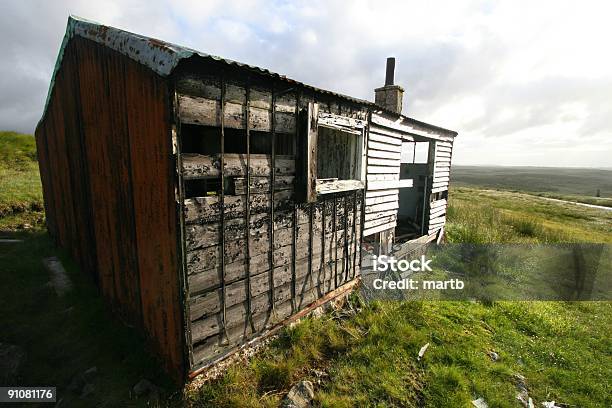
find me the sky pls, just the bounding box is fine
[0,0,611,168]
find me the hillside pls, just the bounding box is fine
[0,131,44,230]
[452,165,612,198]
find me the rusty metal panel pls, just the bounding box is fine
[124,54,185,380]
[45,93,72,250]
[54,41,97,277]
[37,35,185,381]
[75,39,120,308]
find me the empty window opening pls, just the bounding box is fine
[250,131,295,155]
[184,178,222,198]
[316,126,361,180]
[400,141,429,165]
[396,141,431,241]
[182,125,295,156]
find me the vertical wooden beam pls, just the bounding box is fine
[244,82,256,333]
[319,199,326,294]
[343,194,350,282]
[291,92,301,312]
[333,194,338,289]
[219,77,229,342]
[269,86,277,313]
[351,189,358,280]
[305,103,318,203]
[173,89,193,370]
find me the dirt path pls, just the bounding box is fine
[537,196,612,212]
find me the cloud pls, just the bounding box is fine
[0,0,610,167]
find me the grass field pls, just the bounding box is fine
[452,165,612,208]
[1,132,610,407]
[0,131,44,230]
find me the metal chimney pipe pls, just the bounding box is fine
[385,57,395,86]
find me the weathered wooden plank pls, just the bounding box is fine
[318,112,366,134]
[186,226,361,296]
[189,245,358,323]
[191,279,332,364]
[181,153,294,179]
[369,132,402,146]
[368,180,401,190]
[233,176,294,194]
[433,170,450,178]
[304,102,318,202]
[365,201,399,214]
[367,174,398,182]
[433,176,450,183]
[365,194,397,206]
[186,211,291,249]
[367,149,401,160]
[434,159,451,167]
[316,179,364,194]
[363,221,396,237]
[429,207,446,219]
[366,189,399,198]
[190,249,355,342]
[431,186,449,193]
[184,191,293,224]
[367,157,400,167]
[364,214,397,230]
[398,179,414,188]
[428,226,443,235]
[368,140,401,153]
[367,165,400,175]
[429,215,446,225]
[371,113,454,142]
[431,181,449,189]
[435,152,451,159]
[430,199,447,208]
[178,94,296,133]
[189,244,292,293]
[185,206,353,252]
[176,76,296,112]
[436,141,452,148]
[369,124,408,139]
[185,210,360,267]
[364,209,396,221]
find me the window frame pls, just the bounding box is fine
[298,103,366,202]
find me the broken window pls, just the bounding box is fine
[297,103,365,202]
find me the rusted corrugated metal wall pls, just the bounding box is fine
[35,37,185,381]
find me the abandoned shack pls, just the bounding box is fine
[35,16,457,381]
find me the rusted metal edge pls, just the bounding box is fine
[187,277,361,380]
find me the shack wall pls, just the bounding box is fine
[173,65,366,370]
[366,112,456,242]
[35,37,185,381]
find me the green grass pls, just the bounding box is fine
[186,298,611,407]
[446,187,612,244]
[1,132,610,406]
[0,131,44,230]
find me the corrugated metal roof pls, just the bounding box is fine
[40,15,457,137]
[39,15,373,124]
